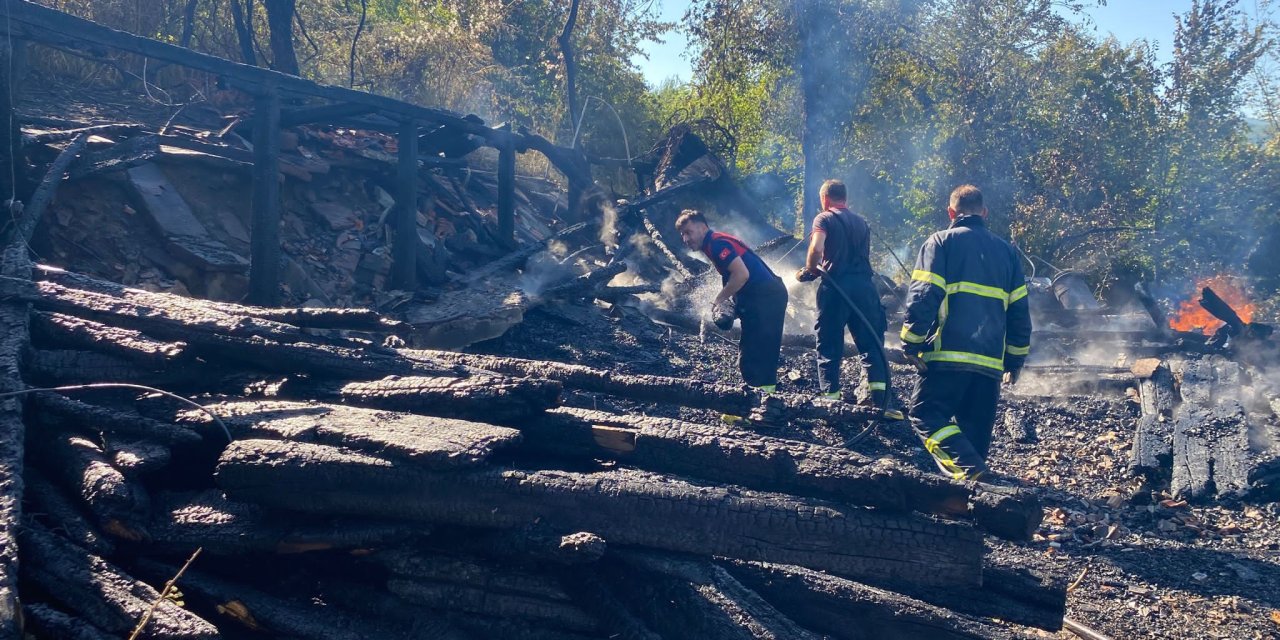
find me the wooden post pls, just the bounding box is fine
[248,82,282,306]
[390,119,419,291]
[497,123,516,246]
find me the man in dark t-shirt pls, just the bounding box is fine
[795,180,889,409]
[676,209,788,392]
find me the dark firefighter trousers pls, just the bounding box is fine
[735,276,788,388]
[909,369,1001,479]
[815,273,888,404]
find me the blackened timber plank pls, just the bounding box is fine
[193,400,521,467]
[390,119,419,290]
[132,559,406,640]
[24,348,179,386]
[0,245,28,639]
[612,551,823,640]
[30,311,188,366]
[721,560,1040,639]
[289,375,562,422]
[1170,358,1255,500]
[405,350,882,425]
[24,469,115,556]
[524,407,1041,540]
[374,549,575,603]
[387,578,599,634]
[35,264,398,331]
[1130,363,1174,475]
[215,439,985,587]
[32,392,205,448]
[147,490,414,556]
[22,603,116,640]
[17,522,220,639]
[28,432,150,541]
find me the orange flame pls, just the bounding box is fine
[1169,275,1255,334]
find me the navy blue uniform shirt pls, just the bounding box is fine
[700,230,778,296]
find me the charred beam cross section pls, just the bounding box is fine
[391,119,419,291]
[249,83,282,306]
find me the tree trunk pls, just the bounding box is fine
[228,0,258,66]
[522,408,1041,540]
[288,375,562,423]
[18,522,220,639]
[216,439,986,587]
[558,0,583,143]
[179,0,200,48]
[263,0,300,75]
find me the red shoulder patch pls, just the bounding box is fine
[719,248,732,260]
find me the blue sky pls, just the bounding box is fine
[633,1,1268,87]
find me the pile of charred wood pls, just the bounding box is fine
[0,243,1067,639]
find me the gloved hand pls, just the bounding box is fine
[902,343,927,372]
[1003,368,1021,386]
[711,301,736,331]
[794,267,820,283]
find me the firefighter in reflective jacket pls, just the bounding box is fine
[900,185,1032,481]
[675,209,788,392]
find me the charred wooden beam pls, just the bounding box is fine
[608,551,822,640]
[1170,358,1254,501]
[195,399,522,468]
[1130,361,1174,476]
[374,549,577,605]
[23,602,116,640]
[192,332,461,381]
[387,578,600,633]
[24,469,115,556]
[31,392,206,448]
[66,133,160,179]
[555,564,662,640]
[24,348,177,386]
[0,246,30,638]
[146,489,415,556]
[132,559,411,640]
[216,439,985,587]
[406,350,882,426]
[13,132,89,243]
[641,213,702,279]
[36,264,400,331]
[21,123,143,146]
[28,431,150,541]
[877,559,1067,632]
[278,102,375,127]
[439,527,607,566]
[288,375,562,423]
[18,521,220,639]
[522,408,1041,540]
[721,560,1043,639]
[30,311,188,366]
[249,82,283,305]
[391,118,419,290]
[108,439,172,478]
[498,122,517,245]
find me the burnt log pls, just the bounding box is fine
[23,470,115,556]
[21,123,144,146]
[24,348,179,386]
[721,560,1041,639]
[387,578,599,633]
[22,603,116,640]
[194,400,522,468]
[31,311,188,366]
[405,350,882,426]
[0,246,31,637]
[147,489,415,556]
[523,407,1040,540]
[641,213,700,280]
[216,439,985,587]
[374,549,576,602]
[1170,358,1254,500]
[35,264,399,331]
[66,133,160,179]
[607,551,822,640]
[17,522,220,639]
[28,432,150,541]
[31,392,206,449]
[132,559,412,640]
[287,375,561,423]
[107,440,172,478]
[186,333,462,380]
[1130,362,1175,476]
[308,579,470,639]
[14,132,89,243]
[877,560,1067,632]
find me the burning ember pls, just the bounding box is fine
[1169,275,1255,334]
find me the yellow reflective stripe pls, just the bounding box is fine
[901,326,928,344]
[868,382,887,391]
[946,281,1008,301]
[922,350,1005,371]
[912,269,946,289]
[926,425,962,450]
[1006,344,1030,356]
[924,425,966,475]
[1009,285,1028,303]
